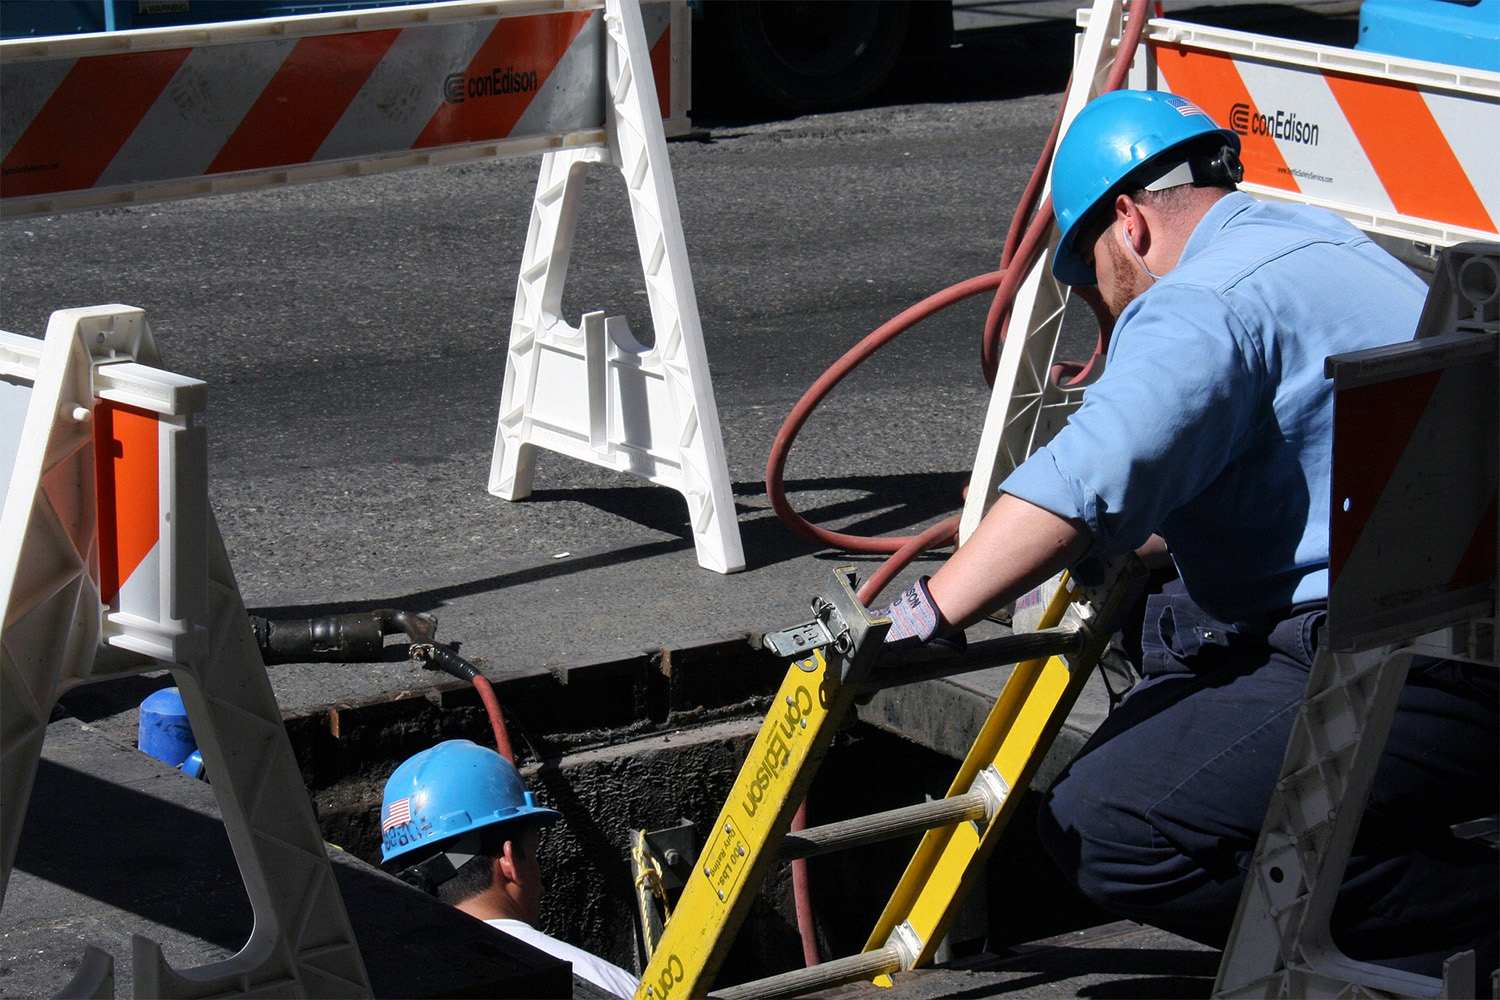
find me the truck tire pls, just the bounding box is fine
[706,1,913,114]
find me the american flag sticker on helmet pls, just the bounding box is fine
[383,797,411,833]
[1166,96,1206,118]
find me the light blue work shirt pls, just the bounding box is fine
[1002,192,1427,626]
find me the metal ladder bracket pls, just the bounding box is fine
[763,567,891,683]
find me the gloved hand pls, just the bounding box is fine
[878,577,966,654]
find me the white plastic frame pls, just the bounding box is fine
[489,0,745,574]
[0,307,370,998]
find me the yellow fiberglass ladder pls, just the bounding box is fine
[635,558,1145,1000]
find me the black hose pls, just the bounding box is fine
[413,642,481,683]
[248,609,437,664]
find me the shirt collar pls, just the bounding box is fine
[1177,190,1256,267]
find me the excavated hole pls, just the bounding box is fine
[273,639,1108,980]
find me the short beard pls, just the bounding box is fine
[1101,232,1154,320]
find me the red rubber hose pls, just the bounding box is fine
[472,673,516,762]
[765,271,1004,554]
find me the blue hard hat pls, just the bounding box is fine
[380,740,560,865]
[1050,90,1240,286]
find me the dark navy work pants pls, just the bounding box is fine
[1038,581,1499,980]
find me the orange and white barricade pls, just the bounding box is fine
[0,307,371,997]
[1,0,746,574]
[1123,13,1500,250]
[1,1,687,213]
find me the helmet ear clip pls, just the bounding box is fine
[1200,145,1243,186]
[396,831,483,895]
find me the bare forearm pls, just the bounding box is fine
[925,493,1092,632]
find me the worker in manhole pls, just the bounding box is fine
[380,739,639,998]
[881,89,1497,983]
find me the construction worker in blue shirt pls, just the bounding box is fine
[881,89,1498,981]
[380,740,639,999]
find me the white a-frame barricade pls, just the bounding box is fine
[956,0,1128,544]
[488,1,746,574]
[0,307,371,998]
[0,0,743,574]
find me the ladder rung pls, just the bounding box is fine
[777,790,991,862]
[859,625,1083,693]
[708,945,904,1000]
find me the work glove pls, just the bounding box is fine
[878,577,966,655]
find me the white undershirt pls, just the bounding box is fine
[486,918,639,999]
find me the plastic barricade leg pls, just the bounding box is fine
[490,0,745,574]
[958,0,1127,543]
[1214,637,1480,1000]
[0,306,370,998]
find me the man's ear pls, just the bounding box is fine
[1115,193,1149,254]
[496,841,519,884]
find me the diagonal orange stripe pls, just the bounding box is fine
[1451,492,1497,592]
[94,402,159,606]
[1,49,189,199]
[414,11,594,149]
[650,23,672,121]
[1151,44,1298,193]
[209,30,400,175]
[1323,73,1494,233]
[1329,371,1440,585]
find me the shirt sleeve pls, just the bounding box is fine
[1000,282,1266,559]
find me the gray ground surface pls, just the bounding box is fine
[5,74,1070,725]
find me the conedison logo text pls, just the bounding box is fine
[1230,103,1320,146]
[444,66,539,104]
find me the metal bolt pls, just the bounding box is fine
[800,718,807,729]
[664,849,682,867]
[737,845,745,857]
[717,889,725,900]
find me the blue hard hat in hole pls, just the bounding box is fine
[380,739,560,865]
